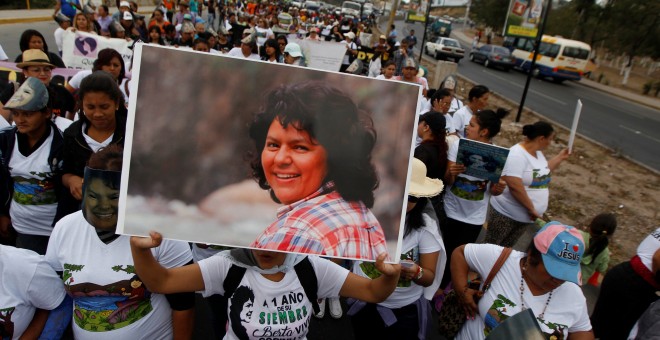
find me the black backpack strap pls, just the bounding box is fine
[294,257,320,315]
[223,264,247,298]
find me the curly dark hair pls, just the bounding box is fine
[248,81,379,208]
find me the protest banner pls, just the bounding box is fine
[292,38,346,72]
[117,44,422,262]
[61,30,133,69]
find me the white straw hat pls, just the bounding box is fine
[408,158,444,198]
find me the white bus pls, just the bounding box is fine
[503,35,591,83]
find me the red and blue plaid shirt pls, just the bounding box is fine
[250,182,388,261]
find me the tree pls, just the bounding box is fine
[470,0,510,33]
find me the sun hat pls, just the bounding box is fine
[534,222,585,285]
[408,158,444,198]
[16,49,55,69]
[123,11,133,20]
[345,31,355,40]
[4,77,49,112]
[54,13,71,23]
[284,42,303,57]
[119,1,130,7]
[379,34,386,40]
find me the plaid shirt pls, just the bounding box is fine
[250,182,388,261]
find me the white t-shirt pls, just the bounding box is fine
[82,122,113,152]
[45,211,193,340]
[448,97,463,116]
[490,143,551,222]
[353,223,442,308]
[54,27,66,53]
[53,115,73,132]
[226,47,261,60]
[457,244,592,340]
[198,255,349,340]
[637,227,660,272]
[9,127,58,236]
[341,40,357,65]
[68,70,130,106]
[254,26,273,47]
[443,140,492,225]
[0,115,10,128]
[375,74,392,80]
[0,245,66,340]
[452,105,473,138]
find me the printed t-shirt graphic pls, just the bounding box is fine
[450,176,488,201]
[529,169,551,189]
[482,294,568,339]
[63,263,154,332]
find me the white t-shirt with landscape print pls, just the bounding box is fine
[45,211,192,340]
[444,140,493,225]
[490,143,551,222]
[457,244,591,340]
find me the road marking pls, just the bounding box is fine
[482,69,567,105]
[620,125,660,144]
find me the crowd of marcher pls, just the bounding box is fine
[0,0,658,339]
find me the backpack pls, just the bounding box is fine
[222,257,321,314]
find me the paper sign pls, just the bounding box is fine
[568,99,582,153]
[456,139,510,183]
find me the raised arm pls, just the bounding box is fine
[130,231,205,294]
[339,253,400,303]
[548,148,570,172]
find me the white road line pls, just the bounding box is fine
[482,69,567,105]
[619,125,660,144]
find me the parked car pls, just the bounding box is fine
[425,37,465,62]
[469,44,515,71]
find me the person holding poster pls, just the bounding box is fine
[60,71,127,217]
[46,145,195,340]
[452,85,490,138]
[130,234,400,340]
[438,109,508,289]
[349,158,445,339]
[485,121,570,247]
[248,81,388,261]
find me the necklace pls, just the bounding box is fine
[520,259,554,320]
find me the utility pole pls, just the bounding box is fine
[385,0,400,38]
[515,0,552,122]
[418,0,433,65]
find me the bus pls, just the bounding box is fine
[503,35,591,83]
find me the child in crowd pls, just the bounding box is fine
[580,213,617,285]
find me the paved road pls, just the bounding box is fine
[396,20,660,172]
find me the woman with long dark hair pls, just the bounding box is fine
[65,48,129,110]
[349,158,445,339]
[14,29,66,68]
[261,38,282,63]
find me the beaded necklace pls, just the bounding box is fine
[520,258,554,320]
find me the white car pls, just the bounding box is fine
[425,37,465,62]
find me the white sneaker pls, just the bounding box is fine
[328,297,343,319]
[314,298,326,318]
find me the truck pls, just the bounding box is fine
[428,17,452,39]
[341,1,362,18]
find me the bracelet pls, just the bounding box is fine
[415,266,423,280]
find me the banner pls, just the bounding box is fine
[504,0,545,38]
[292,38,346,72]
[0,61,87,85]
[405,0,428,23]
[61,30,133,69]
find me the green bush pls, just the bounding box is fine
[643,81,653,95]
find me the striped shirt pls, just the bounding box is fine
[250,182,388,261]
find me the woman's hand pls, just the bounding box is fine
[68,175,83,200]
[374,253,400,277]
[490,180,506,196]
[130,231,163,250]
[449,163,466,177]
[457,286,479,318]
[399,261,419,280]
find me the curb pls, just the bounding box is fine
[574,80,660,111]
[0,9,155,25]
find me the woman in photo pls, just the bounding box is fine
[249,81,388,261]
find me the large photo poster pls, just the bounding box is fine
[117,44,422,262]
[504,0,545,38]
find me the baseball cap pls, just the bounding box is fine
[4,77,49,112]
[283,43,302,57]
[120,1,130,7]
[534,222,585,285]
[123,11,133,20]
[403,57,417,69]
[345,31,355,40]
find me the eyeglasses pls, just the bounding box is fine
[26,67,52,74]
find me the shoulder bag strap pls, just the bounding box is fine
[294,257,320,314]
[223,264,247,298]
[481,247,512,292]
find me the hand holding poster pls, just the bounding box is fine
[118,45,423,263]
[456,139,510,183]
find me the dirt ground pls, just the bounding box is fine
[420,58,660,269]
